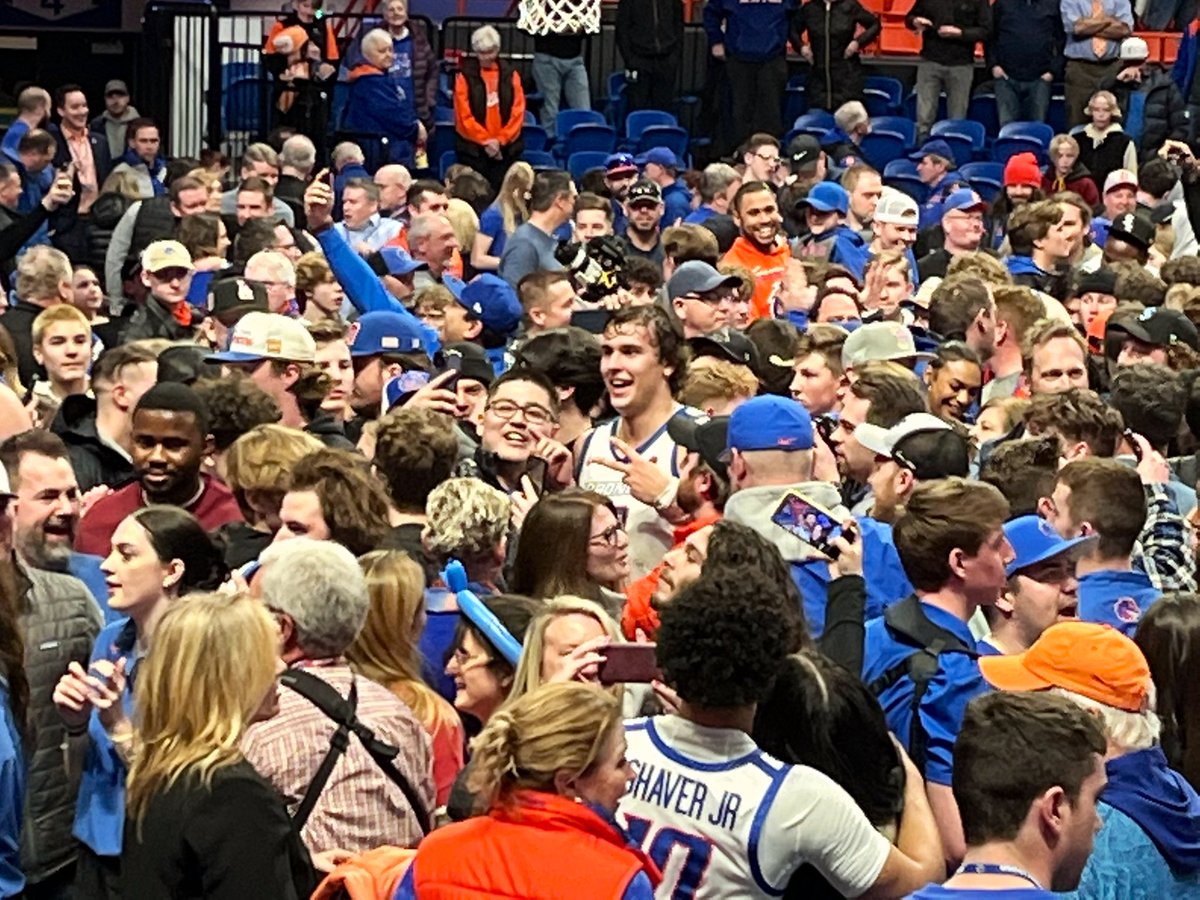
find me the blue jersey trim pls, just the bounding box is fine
[644,719,763,773]
[747,764,791,897]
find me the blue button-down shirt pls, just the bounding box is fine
[862,601,987,785]
[1061,0,1133,61]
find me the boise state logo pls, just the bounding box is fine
[1113,596,1142,624]
[345,320,361,348]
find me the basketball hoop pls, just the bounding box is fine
[517,0,601,36]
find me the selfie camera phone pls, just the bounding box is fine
[597,643,660,685]
[771,491,843,559]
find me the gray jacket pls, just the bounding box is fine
[17,559,103,884]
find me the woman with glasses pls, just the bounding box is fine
[52,507,227,898]
[510,489,632,619]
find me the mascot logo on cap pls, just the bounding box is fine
[345,321,362,348]
[1038,519,1060,539]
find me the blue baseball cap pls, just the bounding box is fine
[454,274,523,336]
[1003,515,1098,578]
[605,153,639,175]
[724,395,814,458]
[909,139,956,163]
[346,311,428,358]
[798,182,849,216]
[942,188,987,215]
[634,147,680,169]
[372,247,427,277]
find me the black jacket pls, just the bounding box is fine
[304,413,356,450]
[2,298,51,389]
[905,0,991,66]
[121,761,316,900]
[616,0,684,61]
[793,0,881,109]
[46,124,112,239]
[986,0,1063,81]
[49,395,135,492]
[0,202,50,289]
[1102,65,1190,161]
[121,296,196,343]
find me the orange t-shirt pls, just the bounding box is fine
[721,237,791,321]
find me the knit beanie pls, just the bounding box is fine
[1004,152,1043,188]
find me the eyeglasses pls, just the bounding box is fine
[486,399,555,426]
[590,522,626,547]
[753,152,781,166]
[451,647,491,669]
[685,289,736,306]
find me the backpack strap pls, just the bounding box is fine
[280,669,432,836]
[865,597,978,776]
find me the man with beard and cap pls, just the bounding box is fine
[621,179,666,266]
[721,181,788,321]
[622,412,729,640]
[722,393,913,638]
[73,383,243,556]
[854,412,970,524]
[603,152,639,232]
[977,515,1096,656]
[1109,306,1200,368]
[980,621,1200,897]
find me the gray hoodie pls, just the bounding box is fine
[723,480,848,564]
[90,106,141,159]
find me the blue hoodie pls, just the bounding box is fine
[1065,747,1200,899]
[343,65,418,165]
[1005,255,1049,278]
[1077,568,1161,637]
[703,0,798,61]
[661,179,693,228]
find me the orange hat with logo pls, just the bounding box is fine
[978,621,1151,713]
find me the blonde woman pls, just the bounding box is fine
[397,682,657,896]
[120,592,316,898]
[349,550,465,807]
[472,161,534,272]
[445,198,479,271]
[1076,90,1137,193]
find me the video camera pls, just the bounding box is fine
[555,235,627,305]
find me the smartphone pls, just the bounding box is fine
[597,643,660,685]
[524,456,548,494]
[771,491,843,558]
[438,353,463,393]
[1124,429,1144,462]
[814,414,837,445]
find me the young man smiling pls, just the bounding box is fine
[720,180,789,321]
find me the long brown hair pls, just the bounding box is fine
[1136,593,1200,792]
[0,557,27,738]
[509,489,614,600]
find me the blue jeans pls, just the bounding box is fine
[532,52,591,137]
[994,76,1052,126]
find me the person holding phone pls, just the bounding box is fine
[52,507,226,896]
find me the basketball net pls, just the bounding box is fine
[517,0,601,36]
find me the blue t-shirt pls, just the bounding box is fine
[1077,568,1161,637]
[478,204,510,259]
[862,601,987,786]
[909,885,1056,899]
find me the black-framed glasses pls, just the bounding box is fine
[589,522,626,547]
[486,399,555,426]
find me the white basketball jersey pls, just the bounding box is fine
[619,717,891,900]
[576,409,690,580]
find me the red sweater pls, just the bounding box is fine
[75,475,243,556]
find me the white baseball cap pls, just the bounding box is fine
[855,412,951,458]
[1119,37,1149,61]
[206,311,316,363]
[873,188,919,226]
[1103,169,1138,194]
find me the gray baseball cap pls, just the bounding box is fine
[667,261,742,302]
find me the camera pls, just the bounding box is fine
[555,235,627,304]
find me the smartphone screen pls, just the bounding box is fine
[771,492,842,556]
[597,643,660,685]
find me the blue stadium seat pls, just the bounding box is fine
[998,121,1054,147]
[522,124,549,152]
[555,108,605,136]
[869,116,916,148]
[635,125,689,157]
[429,126,456,168]
[524,111,537,125]
[605,71,628,132]
[438,150,457,179]
[784,87,808,127]
[992,136,1047,165]
[886,174,929,204]
[968,93,1000,138]
[793,111,835,134]
[884,158,919,179]
[864,75,903,114]
[625,110,677,142]
[959,161,1004,183]
[522,150,558,168]
[937,132,975,168]
[863,88,896,118]
[931,119,986,153]
[568,151,609,183]
[969,176,1003,203]
[860,131,908,170]
[563,123,617,157]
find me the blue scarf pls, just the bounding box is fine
[120,148,167,196]
[1104,746,1200,875]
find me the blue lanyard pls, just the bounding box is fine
[955,863,1044,890]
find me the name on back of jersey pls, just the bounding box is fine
[627,757,743,832]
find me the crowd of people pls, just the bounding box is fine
[3,0,1200,898]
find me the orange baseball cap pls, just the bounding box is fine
[978,621,1151,713]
